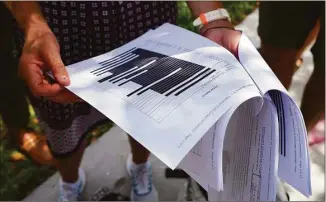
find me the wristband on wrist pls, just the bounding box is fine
[193,8,231,28]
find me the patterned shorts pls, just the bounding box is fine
[19,1,177,157]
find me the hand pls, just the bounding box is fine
[19,26,83,103]
[200,19,242,58]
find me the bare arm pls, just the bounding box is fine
[4,1,51,41]
[186,1,224,17]
[4,1,76,103]
[186,1,234,34]
[186,1,241,57]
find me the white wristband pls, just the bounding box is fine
[193,8,231,27]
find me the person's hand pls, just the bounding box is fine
[19,25,83,104]
[200,19,242,58]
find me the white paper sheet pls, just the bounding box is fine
[61,23,259,169]
[276,94,312,197]
[207,96,279,201]
[179,94,263,192]
[237,34,311,197]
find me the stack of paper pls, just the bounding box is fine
[56,23,311,201]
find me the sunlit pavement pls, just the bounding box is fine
[24,9,324,201]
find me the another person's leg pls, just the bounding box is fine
[258,2,323,131]
[300,5,325,131]
[258,2,323,200]
[296,19,320,63]
[258,2,321,89]
[259,45,296,89]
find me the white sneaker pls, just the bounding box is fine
[126,154,158,201]
[58,168,86,201]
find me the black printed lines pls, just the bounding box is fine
[269,91,286,157]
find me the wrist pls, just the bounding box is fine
[199,19,234,35]
[9,2,52,42]
[24,16,52,44]
[187,1,224,18]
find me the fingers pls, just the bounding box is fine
[24,64,82,103]
[228,30,242,59]
[19,33,77,103]
[22,62,62,97]
[40,41,71,86]
[26,65,82,103]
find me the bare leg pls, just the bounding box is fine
[53,139,87,183]
[261,29,324,132]
[260,18,320,80]
[298,14,324,131]
[300,62,325,132]
[128,135,150,164]
[260,44,297,89]
[296,19,320,59]
[127,135,158,200]
[294,20,320,69]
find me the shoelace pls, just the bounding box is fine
[132,165,151,194]
[59,183,80,201]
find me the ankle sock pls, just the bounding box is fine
[130,159,150,171]
[59,169,82,188]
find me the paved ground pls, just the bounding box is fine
[24,9,324,201]
[24,125,188,201]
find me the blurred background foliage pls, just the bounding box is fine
[176,1,257,32]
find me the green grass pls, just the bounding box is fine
[0,142,56,200]
[223,1,258,24]
[0,1,257,200]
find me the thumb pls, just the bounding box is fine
[41,44,70,86]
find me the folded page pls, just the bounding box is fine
[208,96,279,201]
[238,34,311,197]
[269,91,312,197]
[179,93,262,192]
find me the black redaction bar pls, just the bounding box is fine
[165,68,211,96]
[174,69,216,96]
[95,47,212,97]
[151,63,204,94]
